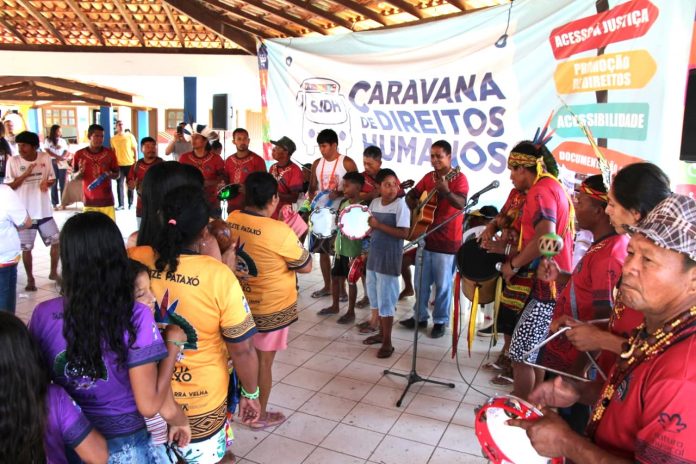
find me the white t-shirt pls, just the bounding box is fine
[0,184,27,264]
[4,152,55,219]
[43,138,70,169]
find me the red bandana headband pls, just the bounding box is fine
[579,182,609,203]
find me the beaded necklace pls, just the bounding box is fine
[586,305,696,437]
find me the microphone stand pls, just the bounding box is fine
[384,194,482,407]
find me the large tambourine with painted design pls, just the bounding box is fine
[475,395,565,464]
[309,207,337,239]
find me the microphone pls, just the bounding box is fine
[469,180,500,203]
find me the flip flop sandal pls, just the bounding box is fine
[339,294,349,303]
[337,313,355,324]
[490,374,514,386]
[249,411,286,432]
[358,324,378,335]
[311,289,331,298]
[25,283,37,292]
[355,298,370,309]
[363,334,383,345]
[318,307,339,316]
[377,346,395,358]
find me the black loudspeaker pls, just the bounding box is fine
[212,94,229,130]
[680,69,696,162]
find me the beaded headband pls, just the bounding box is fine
[578,182,609,203]
[507,151,540,168]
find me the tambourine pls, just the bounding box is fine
[475,395,565,464]
[309,207,337,239]
[338,204,371,240]
[347,255,366,284]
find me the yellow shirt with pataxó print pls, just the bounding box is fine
[226,210,311,332]
[128,246,256,441]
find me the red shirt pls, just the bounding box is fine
[224,152,266,212]
[597,291,645,374]
[179,151,225,211]
[413,170,469,254]
[73,147,119,207]
[595,335,696,463]
[127,157,163,217]
[541,233,628,371]
[269,162,303,219]
[501,188,526,234]
[521,176,574,272]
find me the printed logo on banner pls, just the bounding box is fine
[296,78,353,155]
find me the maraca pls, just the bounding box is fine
[207,218,233,252]
[539,232,563,258]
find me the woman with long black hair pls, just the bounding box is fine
[30,212,190,461]
[130,186,260,463]
[0,312,107,463]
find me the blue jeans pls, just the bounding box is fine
[413,249,456,325]
[107,429,157,464]
[366,270,399,317]
[0,264,18,314]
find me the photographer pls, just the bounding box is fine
[165,122,192,162]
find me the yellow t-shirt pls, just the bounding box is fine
[226,210,311,332]
[111,132,136,166]
[128,246,256,441]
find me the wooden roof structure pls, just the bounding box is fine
[0,76,139,107]
[0,0,506,55]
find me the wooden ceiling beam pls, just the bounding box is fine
[15,0,67,45]
[330,0,388,25]
[29,85,111,107]
[0,14,28,43]
[206,0,295,37]
[442,0,466,11]
[29,77,134,102]
[112,0,146,46]
[162,3,186,47]
[385,0,425,19]
[64,0,105,45]
[163,0,256,54]
[0,81,32,94]
[242,0,327,35]
[280,0,354,30]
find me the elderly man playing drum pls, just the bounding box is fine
[509,193,696,463]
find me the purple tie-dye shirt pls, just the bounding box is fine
[45,384,92,464]
[30,297,167,438]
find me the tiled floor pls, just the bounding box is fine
[14,206,511,464]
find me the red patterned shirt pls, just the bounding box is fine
[179,151,225,211]
[73,147,119,207]
[269,162,303,219]
[594,335,696,463]
[520,176,573,272]
[224,152,266,212]
[412,170,469,254]
[541,233,628,371]
[127,157,163,217]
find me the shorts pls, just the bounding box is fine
[167,424,227,464]
[83,205,115,221]
[497,305,521,336]
[366,269,399,317]
[310,235,335,254]
[331,255,350,277]
[253,327,289,352]
[19,217,59,251]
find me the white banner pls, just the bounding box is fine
[259,0,694,206]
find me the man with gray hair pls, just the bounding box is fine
[510,193,696,463]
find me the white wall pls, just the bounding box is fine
[0,51,261,129]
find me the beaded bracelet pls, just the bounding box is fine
[240,386,260,400]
